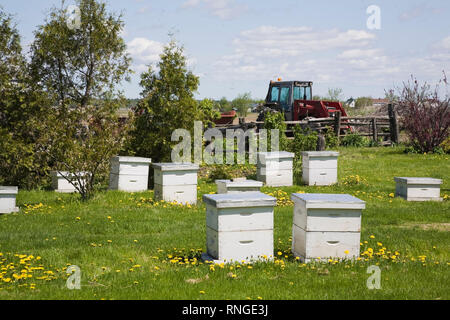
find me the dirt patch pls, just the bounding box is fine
[398,223,450,232]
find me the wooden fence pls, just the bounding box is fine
[249,104,399,145]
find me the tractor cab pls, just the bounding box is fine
[264,81,313,121]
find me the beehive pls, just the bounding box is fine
[257,151,294,187]
[109,156,152,192]
[51,171,87,193]
[216,178,263,194]
[153,163,199,205]
[202,192,277,264]
[0,187,19,214]
[394,177,443,201]
[291,193,365,263]
[302,151,339,186]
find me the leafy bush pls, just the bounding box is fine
[340,133,370,147]
[324,128,339,149]
[197,98,221,127]
[263,111,288,151]
[440,136,450,154]
[292,127,318,154]
[207,165,233,182]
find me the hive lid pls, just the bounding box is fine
[394,177,443,185]
[291,193,365,209]
[301,151,339,157]
[203,192,276,208]
[111,156,152,164]
[50,171,89,177]
[258,151,295,161]
[0,186,18,194]
[215,179,263,188]
[152,162,199,171]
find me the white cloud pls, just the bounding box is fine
[211,26,449,93]
[181,0,247,20]
[435,36,450,50]
[231,26,376,57]
[399,4,441,21]
[127,37,165,72]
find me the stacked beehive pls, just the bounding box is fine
[202,192,277,263]
[109,156,152,192]
[216,178,263,194]
[153,163,199,205]
[301,151,339,186]
[291,193,365,263]
[394,177,443,202]
[50,171,87,193]
[257,151,294,187]
[0,186,19,214]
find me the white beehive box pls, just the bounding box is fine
[202,192,277,264]
[291,193,365,263]
[0,187,19,214]
[51,171,88,193]
[216,178,263,194]
[394,177,443,202]
[109,156,152,192]
[302,151,339,186]
[257,151,294,187]
[153,163,199,204]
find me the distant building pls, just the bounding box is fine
[346,98,356,108]
[372,98,389,107]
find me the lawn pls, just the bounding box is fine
[0,147,449,300]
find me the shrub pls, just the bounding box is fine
[395,75,449,153]
[207,165,233,182]
[197,98,221,127]
[340,133,370,147]
[324,128,339,149]
[263,111,288,152]
[292,127,318,155]
[440,136,450,154]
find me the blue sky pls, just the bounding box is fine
[2,0,450,100]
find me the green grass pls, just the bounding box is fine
[0,147,449,300]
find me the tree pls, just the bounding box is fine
[355,97,373,108]
[30,0,131,108]
[232,92,252,118]
[130,40,200,163]
[326,88,343,102]
[0,8,52,188]
[30,0,132,200]
[395,75,449,153]
[197,98,221,127]
[216,97,231,112]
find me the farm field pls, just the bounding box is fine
[0,147,449,300]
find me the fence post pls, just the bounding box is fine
[372,118,378,142]
[334,111,341,138]
[388,104,399,144]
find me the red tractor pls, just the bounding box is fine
[257,80,349,122]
